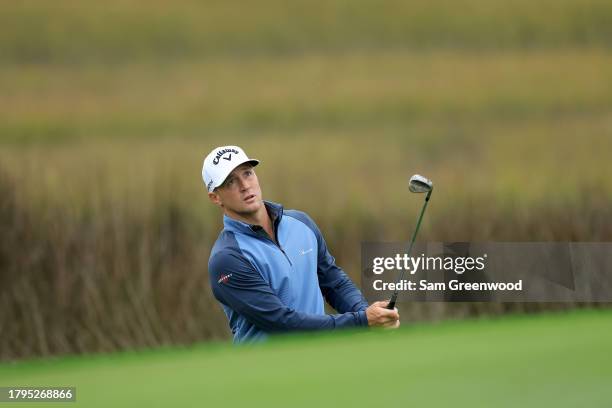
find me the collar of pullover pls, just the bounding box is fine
[223,200,284,236]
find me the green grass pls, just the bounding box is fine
[1,309,610,407]
[2,49,612,144]
[2,48,611,214]
[2,0,612,63]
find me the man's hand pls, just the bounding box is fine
[365,300,400,329]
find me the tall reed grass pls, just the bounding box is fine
[2,0,612,360]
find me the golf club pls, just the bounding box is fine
[387,174,433,310]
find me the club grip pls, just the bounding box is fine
[386,300,396,310]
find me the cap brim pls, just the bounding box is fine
[211,159,259,191]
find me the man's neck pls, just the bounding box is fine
[225,201,274,237]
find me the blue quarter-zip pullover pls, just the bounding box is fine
[208,201,369,342]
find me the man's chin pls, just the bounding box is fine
[236,199,262,215]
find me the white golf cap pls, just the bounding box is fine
[202,145,259,192]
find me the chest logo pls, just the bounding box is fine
[300,248,313,256]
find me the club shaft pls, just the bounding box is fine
[387,190,431,309]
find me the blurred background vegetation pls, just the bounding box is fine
[1,0,612,361]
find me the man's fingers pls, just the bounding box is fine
[378,308,399,320]
[369,308,399,326]
[384,320,401,329]
[365,302,399,327]
[382,316,399,324]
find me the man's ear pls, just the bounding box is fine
[208,191,223,207]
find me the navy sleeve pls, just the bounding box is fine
[285,211,370,317]
[209,248,368,332]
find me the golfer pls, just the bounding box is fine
[203,146,400,342]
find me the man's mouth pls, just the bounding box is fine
[244,194,256,202]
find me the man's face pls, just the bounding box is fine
[208,164,263,217]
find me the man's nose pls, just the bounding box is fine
[237,176,249,191]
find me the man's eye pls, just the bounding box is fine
[245,170,252,176]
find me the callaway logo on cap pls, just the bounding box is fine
[202,145,259,192]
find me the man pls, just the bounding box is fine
[203,145,400,342]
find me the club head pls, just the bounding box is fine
[409,174,433,193]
